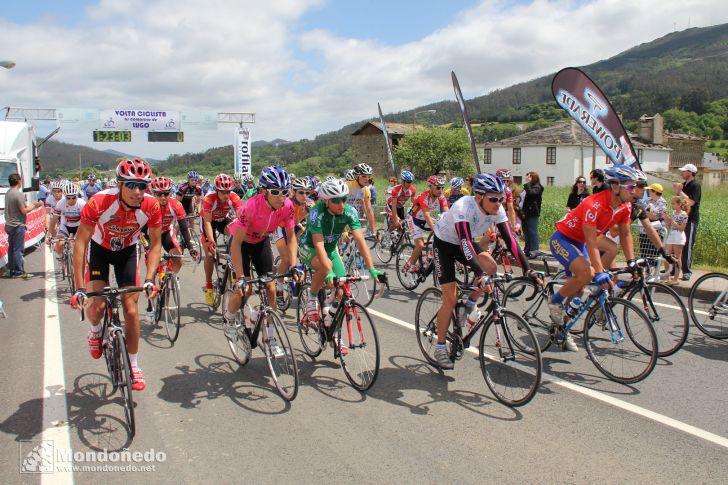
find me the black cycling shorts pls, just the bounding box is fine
[162,231,181,253]
[433,234,483,285]
[202,218,231,244]
[86,240,138,287]
[241,238,273,277]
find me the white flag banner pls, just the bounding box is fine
[234,127,252,176]
[99,109,181,131]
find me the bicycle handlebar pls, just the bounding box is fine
[79,286,145,322]
[236,270,294,289]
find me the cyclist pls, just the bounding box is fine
[300,179,385,333]
[69,158,162,391]
[224,166,298,355]
[44,180,65,213]
[386,170,416,232]
[231,173,246,198]
[274,176,314,304]
[50,182,86,258]
[81,174,103,200]
[402,175,449,274]
[176,170,203,216]
[495,168,518,230]
[241,174,258,201]
[149,176,198,274]
[547,164,640,351]
[201,174,244,305]
[431,173,536,369]
[444,176,469,207]
[346,163,376,232]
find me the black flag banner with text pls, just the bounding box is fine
[452,71,480,173]
[378,103,396,176]
[551,67,641,170]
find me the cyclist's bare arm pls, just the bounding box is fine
[145,226,163,285]
[583,225,605,274]
[351,228,375,270]
[72,223,94,291]
[230,225,248,281]
[202,212,215,244]
[284,226,299,268]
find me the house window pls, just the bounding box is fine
[483,148,492,165]
[546,146,556,164]
[547,176,555,186]
[512,147,521,165]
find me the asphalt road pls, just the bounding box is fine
[1,244,727,484]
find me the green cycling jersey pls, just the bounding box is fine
[299,200,362,251]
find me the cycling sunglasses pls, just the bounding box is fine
[329,196,348,204]
[216,189,231,195]
[65,195,77,200]
[124,181,148,191]
[268,188,290,197]
[154,191,171,197]
[296,190,311,196]
[432,185,444,190]
[620,184,637,191]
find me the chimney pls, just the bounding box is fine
[652,113,664,145]
[639,115,654,143]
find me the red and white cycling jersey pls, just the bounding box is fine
[161,197,187,234]
[387,184,417,209]
[201,191,243,222]
[554,189,631,244]
[80,189,162,251]
[410,191,448,221]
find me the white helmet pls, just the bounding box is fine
[62,182,78,196]
[108,179,118,188]
[319,179,350,200]
[50,180,65,190]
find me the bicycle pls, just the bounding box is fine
[296,274,386,391]
[688,270,728,339]
[224,271,299,401]
[395,232,469,291]
[148,254,183,343]
[502,274,658,384]
[210,244,236,314]
[50,236,75,291]
[80,286,147,438]
[178,214,202,264]
[374,216,412,264]
[339,236,379,307]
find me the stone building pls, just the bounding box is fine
[351,121,414,176]
[638,114,706,170]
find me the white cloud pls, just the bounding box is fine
[1,0,726,160]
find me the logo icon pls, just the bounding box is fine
[20,440,54,473]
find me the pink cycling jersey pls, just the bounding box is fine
[229,194,295,243]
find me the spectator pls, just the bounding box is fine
[386,177,396,197]
[566,176,589,210]
[37,177,51,202]
[663,195,690,284]
[521,171,544,258]
[674,163,701,281]
[641,183,668,257]
[590,169,607,193]
[3,173,44,278]
[465,175,474,193]
[368,176,378,207]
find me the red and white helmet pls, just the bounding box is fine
[496,168,512,180]
[151,176,173,192]
[116,158,153,183]
[427,175,446,187]
[214,173,234,191]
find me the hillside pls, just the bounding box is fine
[39,139,124,174]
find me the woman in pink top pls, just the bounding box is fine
[224,167,298,355]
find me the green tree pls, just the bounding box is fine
[394,127,473,178]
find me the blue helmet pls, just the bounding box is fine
[259,165,291,189]
[307,175,319,192]
[450,177,464,188]
[400,170,414,182]
[472,173,506,194]
[187,170,199,179]
[604,165,642,183]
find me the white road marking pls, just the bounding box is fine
[367,307,728,450]
[41,249,74,484]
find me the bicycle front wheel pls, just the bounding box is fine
[262,312,299,401]
[375,229,394,264]
[502,278,552,352]
[584,297,657,384]
[688,272,728,339]
[626,282,688,356]
[296,283,324,357]
[164,275,181,343]
[338,302,380,391]
[113,329,136,438]
[65,254,75,292]
[415,287,449,365]
[479,310,542,407]
[395,243,420,291]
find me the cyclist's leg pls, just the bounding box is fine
[250,238,275,310]
[225,241,253,318]
[114,246,142,356]
[548,231,592,304]
[162,232,183,273]
[201,224,215,289]
[407,218,425,266]
[85,241,112,325]
[54,225,68,256]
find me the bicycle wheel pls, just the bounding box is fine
[626,282,688,356]
[415,287,451,365]
[113,329,136,438]
[153,284,164,324]
[296,283,324,357]
[164,275,181,343]
[262,312,299,401]
[502,278,552,352]
[338,302,380,391]
[65,253,75,292]
[226,314,252,366]
[688,272,728,339]
[375,229,394,264]
[584,297,657,384]
[479,310,542,407]
[395,243,420,290]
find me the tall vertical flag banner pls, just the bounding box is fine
[234,126,252,176]
[378,103,396,176]
[551,67,640,169]
[452,71,480,173]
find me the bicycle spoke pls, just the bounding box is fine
[339,302,379,391]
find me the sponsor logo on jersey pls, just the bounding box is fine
[461,238,474,260]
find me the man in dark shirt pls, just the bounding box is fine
[590,169,607,194]
[4,173,44,278]
[676,163,701,281]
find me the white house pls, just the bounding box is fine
[479,120,671,186]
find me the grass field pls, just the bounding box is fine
[371,179,728,270]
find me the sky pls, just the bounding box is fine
[1,0,727,161]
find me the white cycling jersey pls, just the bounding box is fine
[53,197,86,227]
[434,196,507,245]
